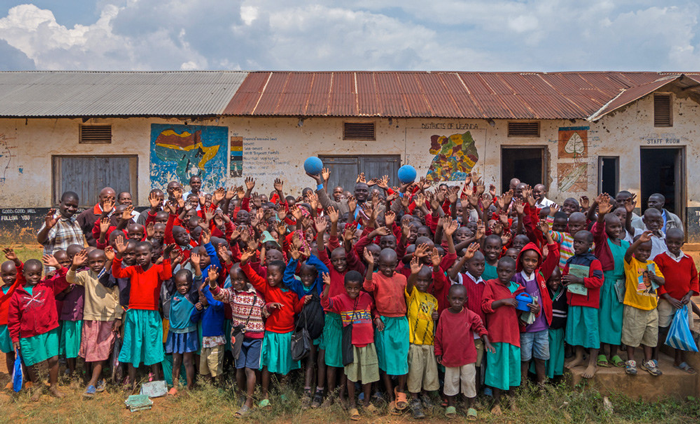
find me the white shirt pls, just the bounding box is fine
[535,197,555,209]
[633,228,668,261]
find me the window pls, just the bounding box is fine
[343,122,375,140]
[318,155,401,193]
[598,156,619,195]
[654,94,672,127]
[500,147,546,193]
[507,122,540,137]
[53,156,137,206]
[79,125,112,144]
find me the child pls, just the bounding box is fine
[57,243,86,384]
[547,206,587,270]
[436,284,493,420]
[546,268,567,379]
[211,264,266,417]
[592,194,629,368]
[482,256,523,415]
[8,256,69,401]
[191,266,226,385]
[482,235,502,281]
[405,255,440,419]
[654,228,699,373]
[0,248,24,386]
[561,230,603,379]
[240,248,310,407]
[622,231,665,376]
[111,235,174,388]
[514,221,559,386]
[321,270,378,421]
[363,247,409,413]
[66,249,123,397]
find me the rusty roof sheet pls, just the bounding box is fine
[225,71,698,119]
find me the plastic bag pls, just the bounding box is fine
[664,305,698,352]
[12,349,22,392]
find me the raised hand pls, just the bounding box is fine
[384,210,396,227]
[173,187,183,200]
[2,248,17,262]
[104,246,115,261]
[326,206,339,224]
[639,230,653,243]
[481,193,493,211]
[314,216,327,233]
[375,226,391,237]
[356,173,366,184]
[216,245,231,264]
[430,247,442,267]
[290,244,301,260]
[43,254,59,268]
[114,235,128,254]
[548,203,560,216]
[343,225,357,242]
[537,219,550,235]
[208,265,220,285]
[465,242,480,259]
[625,194,637,214]
[99,217,111,235]
[514,199,525,215]
[72,250,88,268]
[347,196,357,214]
[102,198,115,215]
[363,247,374,265]
[580,196,590,210]
[378,175,389,189]
[444,219,460,236]
[122,205,135,221]
[245,177,256,191]
[448,186,460,204]
[415,243,430,258]
[163,243,177,259]
[321,168,331,183]
[322,272,331,286]
[213,188,225,204]
[410,256,422,274]
[44,208,58,228]
[308,192,319,210]
[200,228,211,245]
[274,178,284,193]
[598,193,613,215]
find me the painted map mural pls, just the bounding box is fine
[426,131,479,183]
[150,124,228,191]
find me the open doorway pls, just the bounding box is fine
[501,147,546,193]
[640,147,685,222]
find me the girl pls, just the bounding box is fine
[0,248,24,387]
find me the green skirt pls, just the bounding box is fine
[20,327,59,366]
[224,319,232,352]
[599,272,624,345]
[321,312,343,368]
[59,320,83,359]
[259,331,300,375]
[118,309,164,367]
[485,342,520,391]
[0,324,13,353]
[566,305,600,349]
[375,316,409,376]
[546,328,565,379]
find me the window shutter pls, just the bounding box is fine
[507,122,540,137]
[343,122,375,140]
[654,95,672,127]
[80,125,112,144]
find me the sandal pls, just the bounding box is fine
[83,385,96,399]
[610,355,625,368]
[445,405,457,419]
[349,407,361,421]
[597,354,610,367]
[625,360,637,375]
[365,404,378,414]
[96,379,106,392]
[235,404,250,417]
[310,390,324,408]
[674,362,697,375]
[394,388,408,410]
[411,399,425,419]
[258,398,271,408]
[641,360,662,377]
[467,407,478,420]
[167,387,178,396]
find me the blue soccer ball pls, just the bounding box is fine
[304,156,324,175]
[397,165,417,184]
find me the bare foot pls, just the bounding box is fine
[490,404,503,416]
[49,386,65,398]
[566,355,585,369]
[581,364,598,379]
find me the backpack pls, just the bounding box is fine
[296,293,325,340]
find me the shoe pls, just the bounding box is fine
[96,379,106,392]
[641,360,662,376]
[310,389,324,408]
[83,385,96,398]
[411,399,425,419]
[625,360,637,376]
[420,394,433,409]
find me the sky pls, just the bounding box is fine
[1,1,699,72]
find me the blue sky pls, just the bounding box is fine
[1,1,699,71]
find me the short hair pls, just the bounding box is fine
[175,269,193,283]
[268,260,286,272]
[61,191,79,202]
[498,256,516,268]
[345,270,363,284]
[136,241,153,251]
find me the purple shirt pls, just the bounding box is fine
[513,271,547,333]
[57,284,85,321]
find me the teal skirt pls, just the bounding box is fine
[599,272,624,345]
[485,342,520,391]
[259,331,300,375]
[118,309,164,367]
[20,327,59,366]
[375,316,409,376]
[566,305,600,349]
[0,324,13,353]
[546,328,565,379]
[321,312,343,368]
[224,319,232,352]
[59,320,83,359]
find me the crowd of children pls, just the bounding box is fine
[1,170,699,420]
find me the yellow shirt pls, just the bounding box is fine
[405,286,438,345]
[623,257,664,311]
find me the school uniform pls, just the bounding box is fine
[57,284,84,360]
[0,264,23,354]
[547,286,567,378]
[655,250,699,328]
[563,253,604,349]
[191,284,226,377]
[622,257,664,348]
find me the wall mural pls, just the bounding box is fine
[426,131,479,183]
[150,124,228,191]
[557,126,589,192]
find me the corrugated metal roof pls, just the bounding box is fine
[0,71,248,117]
[227,71,691,119]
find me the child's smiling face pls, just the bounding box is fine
[175,273,192,295]
[230,268,248,291]
[573,231,593,255]
[547,268,562,291]
[330,248,348,272]
[267,264,284,288]
[1,262,17,286]
[378,249,397,277]
[22,261,43,286]
[520,250,539,275]
[299,264,318,288]
[345,280,361,299]
[87,251,106,273]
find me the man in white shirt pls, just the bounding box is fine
[533,184,554,209]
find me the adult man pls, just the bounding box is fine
[77,187,115,246]
[632,193,683,234]
[117,192,133,206]
[184,175,207,202]
[37,191,84,265]
[308,172,370,216]
[533,184,554,209]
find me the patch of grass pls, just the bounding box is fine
[2,244,44,263]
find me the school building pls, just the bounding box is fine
[1,70,699,243]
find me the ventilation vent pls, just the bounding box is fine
[508,122,540,137]
[80,125,112,144]
[343,122,375,140]
[654,94,672,127]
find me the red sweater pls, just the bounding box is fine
[8,268,69,341]
[591,222,615,271]
[111,258,172,310]
[434,307,488,367]
[241,262,303,333]
[655,252,699,300]
[482,279,524,346]
[318,244,365,312]
[363,272,407,317]
[562,253,604,308]
[322,291,374,347]
[0,262,24,326]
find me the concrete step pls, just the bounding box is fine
[566,351,698,401]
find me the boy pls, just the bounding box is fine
[547,206,587,271]
[546,268,567,379]
[405,255,440,419]
[622,230,665,376]
[482,256,523,415]
[562,230,603,379]
[436,284,493,420]
[363,248,409,413]
[321,271,378,421]
[654,228,698,373]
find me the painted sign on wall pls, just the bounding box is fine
[230,136,243,177]
[149,124,228,191]
[426,131,479,183]
[557,126,589,192]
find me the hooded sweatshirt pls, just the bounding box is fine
[514,242,560,332]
